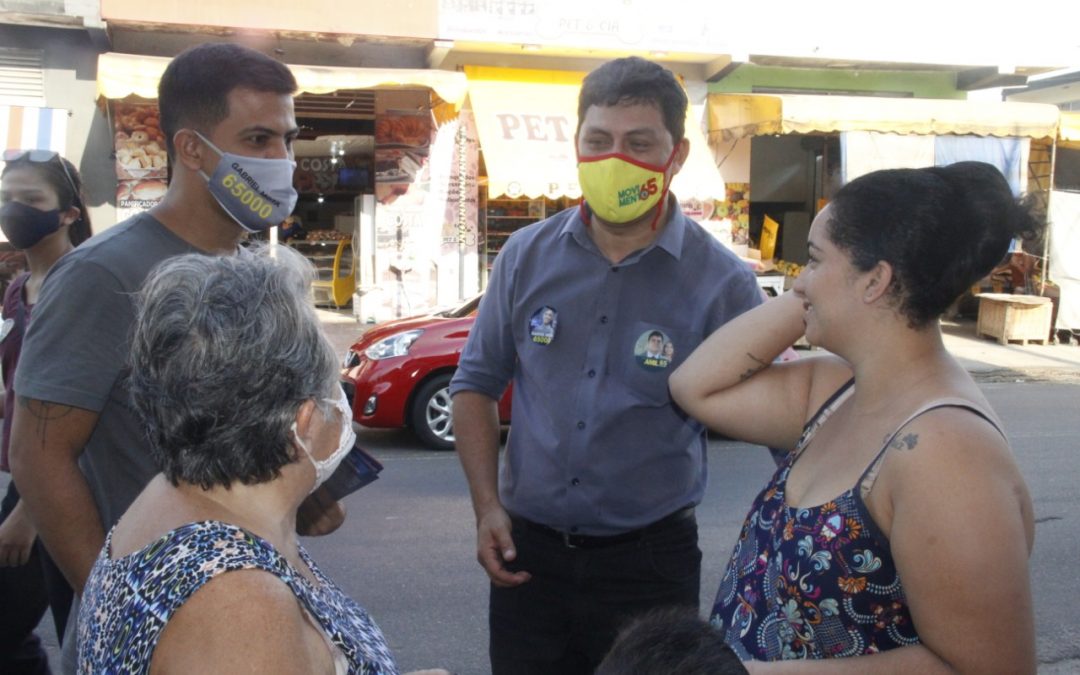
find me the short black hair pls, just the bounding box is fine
[596,607,748,675]
[158,42,297,161]
[1,153,92,245]
[828,161,1043,327]
[578,56,687,143]
[648,330,664,340]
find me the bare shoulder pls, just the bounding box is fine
[886,405,1019,475]
[878,405,1036,673]
[151,568,333,675]
[879,406,1034,548]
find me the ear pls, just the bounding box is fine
[293,399,318,443]
[861,261,894,304]
[172,128,207,172]
[670,136,690,176]
[59,205,81,228]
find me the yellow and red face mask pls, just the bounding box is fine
[577,146,678,225]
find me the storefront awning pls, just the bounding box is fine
[1,105,68,154]
[466,66,725,201]
[708,93,1061,142]
[1060,112,1080,150]
[96,52,468,108]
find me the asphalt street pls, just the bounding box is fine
[10,368,1079,674]
[305,381,1080,674]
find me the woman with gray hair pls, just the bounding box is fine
[75,246,443,674]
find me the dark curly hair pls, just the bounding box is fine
[826,161,1042,327]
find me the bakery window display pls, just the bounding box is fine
[113,102,169,218]
[112,102,168,180]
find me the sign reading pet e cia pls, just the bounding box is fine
[496,114,574,143]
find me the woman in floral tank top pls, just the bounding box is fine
[77,250,448,675]
[671,163,1038,674]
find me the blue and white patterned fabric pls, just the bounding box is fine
[77,520,397,674]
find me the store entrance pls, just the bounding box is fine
[281,91,378,310]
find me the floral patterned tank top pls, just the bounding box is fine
[77,520,398,675]
[710,380,1003,661]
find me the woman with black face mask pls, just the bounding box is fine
[0,149,90,673]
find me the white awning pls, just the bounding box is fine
[96,52,468,108]
[709,93,1061,141]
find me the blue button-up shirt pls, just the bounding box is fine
[450,202,761,535]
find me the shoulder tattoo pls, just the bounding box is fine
[886,432,919,451]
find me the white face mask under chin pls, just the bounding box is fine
[292,390,356,494]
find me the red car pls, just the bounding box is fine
[340,294,512,450]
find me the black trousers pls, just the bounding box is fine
[0,481,50,675]
[489,508,701,675]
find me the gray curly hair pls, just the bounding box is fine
[128,244,339,489]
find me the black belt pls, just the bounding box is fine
[514,506,695,549]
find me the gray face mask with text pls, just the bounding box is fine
[195,131,298,232]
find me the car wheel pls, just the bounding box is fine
[411,373,456,451]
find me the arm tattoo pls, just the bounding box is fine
[738,352,771,382]
[17,396,75,421]
[17,396,76,450]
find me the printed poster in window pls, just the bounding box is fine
[373,110,435,319]
[112,102,168,180]
[374,110,432,206]
[115,179,167,222]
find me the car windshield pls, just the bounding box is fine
[437,294,482,318]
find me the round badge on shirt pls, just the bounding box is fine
[529,306,557,345]
[635,329,674,370]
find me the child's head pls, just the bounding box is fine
[596,607,748,675]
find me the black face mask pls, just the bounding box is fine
[0,201,64,250]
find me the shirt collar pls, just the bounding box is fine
[560,193,687,262]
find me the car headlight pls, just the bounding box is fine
[363,329,423,360]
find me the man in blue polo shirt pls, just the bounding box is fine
[450,56,761,675]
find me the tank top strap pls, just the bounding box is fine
[791,377,856,460]
[858,397,1006,498]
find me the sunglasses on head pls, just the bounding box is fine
[3,149,80,203]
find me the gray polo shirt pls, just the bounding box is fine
[450,201,761,535]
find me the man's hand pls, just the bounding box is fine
[295,484,346,536]
[476,506,530,588]
[0,500,37,567]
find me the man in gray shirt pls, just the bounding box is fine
[10,43,343,671]
[450,57,762,674]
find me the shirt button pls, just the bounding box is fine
[576,421,586,430]
[587,369,596,378]
[600,316,608,324]
[570,477,580,486]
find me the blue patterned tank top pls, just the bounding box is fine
[77,520,398,674]
[710,380,1003,661]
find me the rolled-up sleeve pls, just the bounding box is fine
[449,236,519,401]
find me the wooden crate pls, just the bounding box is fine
[976,293,1052,345]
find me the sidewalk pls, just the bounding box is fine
[316,309,1080,383]
[940,318,1080,382]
